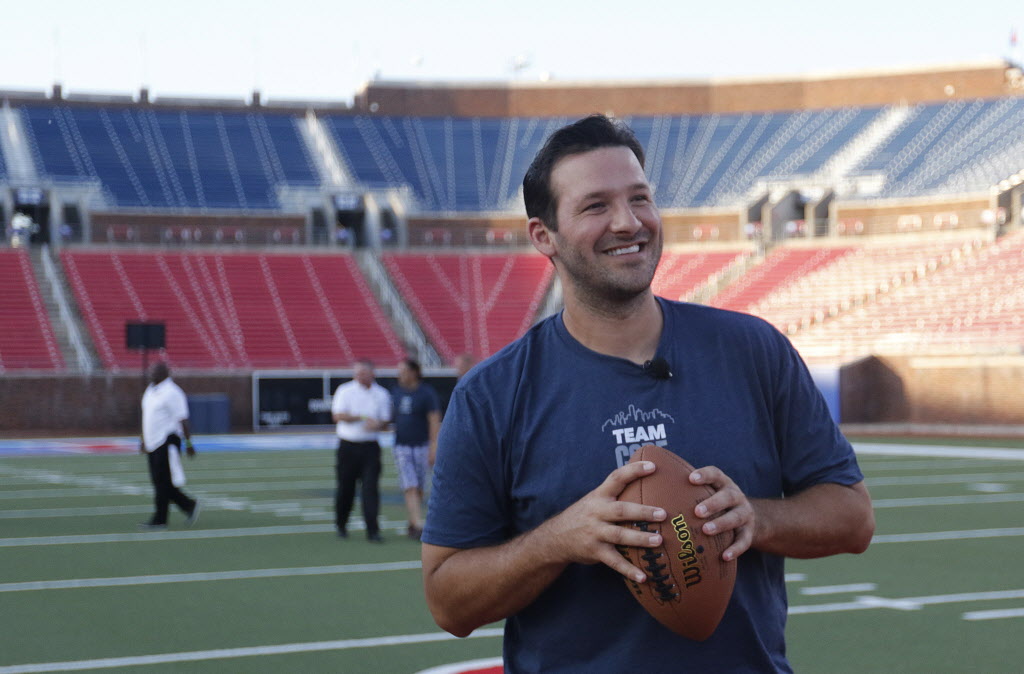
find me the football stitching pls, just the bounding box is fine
[636,521,678,603]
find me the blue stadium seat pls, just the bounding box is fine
[19,105,320,210]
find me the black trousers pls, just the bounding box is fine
[146,435,196,525]
[335,439,381,536]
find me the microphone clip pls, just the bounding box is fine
[643,357,673,380]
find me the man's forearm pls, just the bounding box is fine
[423,527,567,637]
[751,481,874,559]
[423,459,666,637]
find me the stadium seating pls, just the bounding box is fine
[651,248,751,302]
[381,252,554,362]
[0,249,64,370]
[322,115,554,212]
[10,98,1024,214]
[630,107,884,207]
[6,91,1024,375]
[710,245,856,314]
[789,230,1024,362]
[321,110,885,211]
[20,106,319,210]
[60,250,404,370]
[853,98,1024,198]
[748,235,984,334]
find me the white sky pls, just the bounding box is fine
[1,0,1022,103]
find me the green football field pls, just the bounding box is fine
[1,437,1022,673]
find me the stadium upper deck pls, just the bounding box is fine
[1,61,1023,377]
[1,59,1022,248]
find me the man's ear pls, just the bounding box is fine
[528,217,556,259]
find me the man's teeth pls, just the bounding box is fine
[606,244,641,256]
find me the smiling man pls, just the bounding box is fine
[421,115,874,673]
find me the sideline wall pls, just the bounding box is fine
[5,355,1024,433]
[841,355,1024,424]
[0,374,253,435]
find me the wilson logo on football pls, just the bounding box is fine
[671,513,704,589]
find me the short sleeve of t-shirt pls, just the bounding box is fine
[423,383,512,548]
[169,383,189,421]
[375,385,393,422]
[763,324,863,495]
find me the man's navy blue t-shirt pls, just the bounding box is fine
[423,298,864,673]
[392,383,440,446]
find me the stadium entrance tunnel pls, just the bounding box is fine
[333,194,366,247]
[10,187,51,245]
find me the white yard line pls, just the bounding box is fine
[4,492,1022,522]
[853,444,1024,461]
[866,472,1024,486]
[0,505,153,519]
[0,561,423,593]
[800,583,878,595]
[789,589,1024,615]
[962,608,1024,621]
[4,587,1022,672]
[870,527,1024,543]
[0,521,412,547]
[0,628,505,674]
[871,493,1024,508]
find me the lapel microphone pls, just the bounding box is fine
[643,357,673,380]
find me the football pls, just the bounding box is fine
[616,444,737,641]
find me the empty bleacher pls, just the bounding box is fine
[10,98,1024,216]
[710,245,857,314]
[322,115,553,212]
[852,97,1024,198]
[789,230,1024,362]
[747,234,985,334]
[20,105,319,210]
[4,90,1024,374]
[651,248,751,302]
[321,110,886,211]
[630,107,884,207]
[60,250,404,370]
[381,252,553,362]
[0,249,64,370]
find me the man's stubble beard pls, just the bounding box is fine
[556,234,663,318]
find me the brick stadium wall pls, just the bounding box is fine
[356,62,1019,117]
[841,355,1024,424]
[0,374,253,435]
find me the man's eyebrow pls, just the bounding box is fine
[576,183,652,202]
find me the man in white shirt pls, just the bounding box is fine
[140,361,199,530]
[331,359,392,542]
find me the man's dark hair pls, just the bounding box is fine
[522,114,646,231]
[402,358,422,378]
